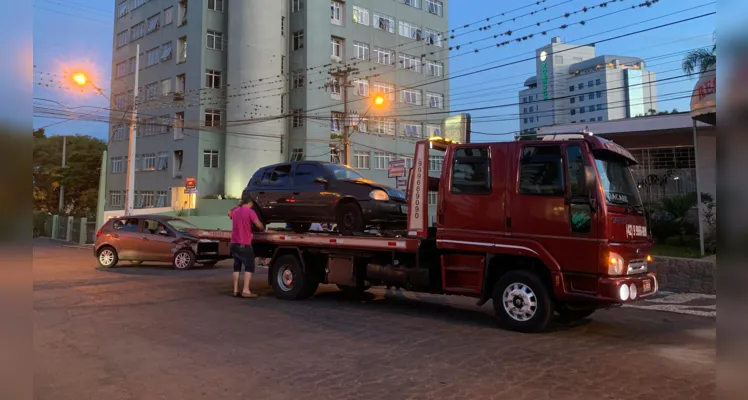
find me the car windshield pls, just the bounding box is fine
[594,152,642,207]
[323,164,365,180]
[167,219,198,233]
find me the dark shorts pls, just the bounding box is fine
[230,243,255,273]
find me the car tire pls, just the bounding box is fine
[336,202,365,235]
[97,246,119,268]
[173,249,196,270]
[555,302,596,322]
[270,254,317,300]
[290,223,311,233]
[492,270,553,333]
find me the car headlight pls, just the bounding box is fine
[607,251,625,275]
[369,189,390,201]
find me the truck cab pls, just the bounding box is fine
[408,132,657,331]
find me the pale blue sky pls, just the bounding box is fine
[33,0,718,142]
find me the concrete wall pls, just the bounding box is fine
[648,256,716,294]
[197,198,237,216]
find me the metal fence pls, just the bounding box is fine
[85,221,97,244]
[629,146,698,204]
[57,217,68,240]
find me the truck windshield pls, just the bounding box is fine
[324,164,365,180]
[593,152,642,207]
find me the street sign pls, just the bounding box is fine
[396,177,407,189]
[185,177,196,190]
[388,159,406,178]
[441,113,471,143]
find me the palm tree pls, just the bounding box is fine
[682,45,716,76]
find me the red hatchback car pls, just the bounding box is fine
[93,215,225,269]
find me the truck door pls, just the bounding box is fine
[508,143,599,274]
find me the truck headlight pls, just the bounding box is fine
[369,189,390,201]
[607,252,625,275]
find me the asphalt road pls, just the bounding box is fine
[34,239,715,400]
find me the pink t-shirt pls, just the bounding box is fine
[229,206,259,245]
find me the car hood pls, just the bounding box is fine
[342,178,406,200]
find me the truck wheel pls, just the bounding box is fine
[555,303,596,322]
[173,249,196,270]
[271,254,317,300]
[97,246,119,268]
[492,270,553,333]
[336,202,365,235]
[290,223,311,233]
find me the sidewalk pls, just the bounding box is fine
[623,292,716,318]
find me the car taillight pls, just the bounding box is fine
[95,227,104,238]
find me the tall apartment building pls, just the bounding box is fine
[518,37,658,134]
[106,0,450,215]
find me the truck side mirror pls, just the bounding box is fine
[314,177,328,185]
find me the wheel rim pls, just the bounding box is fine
[277,265,294,291]
[99,249,114,266]
[502,282,538,322]
[342,212,356,229]
[174,252,191,269]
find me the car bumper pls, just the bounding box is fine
[360,200,408,223]
[554,272,658,304]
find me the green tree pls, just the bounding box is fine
[682,45,716,77]
[653,192,698,244]
[33,129,106,217]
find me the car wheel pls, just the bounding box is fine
[336,202,365,235]
[97,246,119,268]
[290,223,311,233]
[492,270,553,333]
[173,249,196,270]
[270,254,318,300]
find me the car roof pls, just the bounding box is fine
[259,160,336,170]
[109,215,175,221]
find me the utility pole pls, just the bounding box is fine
[58,135,66,213]
[325,66,358,166]
[125,44,140,216]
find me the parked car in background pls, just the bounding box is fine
[94,215,225,269]
[243,161,407,234]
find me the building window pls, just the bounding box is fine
[373,152,393,169]
[399,21,422,40]
[117,30,128,47]
[569,85,575,92]
[597,116,603,121]
[155,191,167,208]
[596,91,602,98]
[373,13,395,33]
[451,147,489,194]
[400,0,421,9]
[596,104,603,111]
[175,74,186,95]
[596,78,602,85]
[354,79,369,96]
[427,92,444,109]
[579,95,584,102]
[579,107,585,114]
[205,69,221,89]
[207,30,223,50]
[130,21,145,42]
[371,118,395,136]
[161,78,172,96]
[128,57,136,74]
[570,109,576,116]
[331,37,343,60]
[429,155,444,171]
[580,119,585,122]
[177,36,187,63]
[401,89,421,105]
[281,16,285,36]
[293,30,304,50]
[161,41,173,62]
[331,112,343,132]
[203,150,219,168]
[173,112,184,140]
[164,6,174,25]
[588,93,594,101]
[290,148,304,161]
[292,0,303,13]
[426,125,441,138]
[519,145,564,196]
[144,82,158,101]
[588,106,595,112]
[139,191,155,208]
[426,61,443,77]
[524,118,528,123]
[587,80,593,87]
[398,53,421,72]
[146,47,159,67]
[373,46,394,65]
[401,122,422,138]
[426,0,443,16]
[117,1,129,18]
[372,82,395,101]
[424,29,442,47]
[353,41,369,60]
[158,115,171,134]
[147,14,161,34]
[570,97,575,104]
[578,83,583,89]
[208,0,224,12]
[178,0,188,26]
[292,109,304,127]
[109,191,123,207]
[111,125,126,142]
[331,1,343,25]
[111,157,124,173]
[141,153,156,171]
[115,61,127,79]
[428,191,438,206]
[354,150,370,169]
[204,109,221,127]
[292,71,305,89]
[353,6,369,25]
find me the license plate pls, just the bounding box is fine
[401,205,408,214]
[642,280,651,293]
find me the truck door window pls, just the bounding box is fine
[566,145,585,197]
[518,146,564,196]
[450,147,490,194]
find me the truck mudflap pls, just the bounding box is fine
[552,271,658,304]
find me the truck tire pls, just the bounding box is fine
[336,202,365,235]
[555,302,596,322]
[271,254,318,300]
[492,270,553,333]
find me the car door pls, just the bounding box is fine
[258,164,294,221]
[139,219,178,262]
[290,163,328,221]
[108,217,143,260]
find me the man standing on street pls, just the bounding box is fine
[228,194,264,298]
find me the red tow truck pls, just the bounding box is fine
[192,132,658,332]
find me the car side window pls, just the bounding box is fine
[519,145,564,196]
[293,164,322,185]
[265,165,292,186]
[113,218,140,232]
[450,147,491,194]
[144,219,171,236]
[249,168,265,186]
